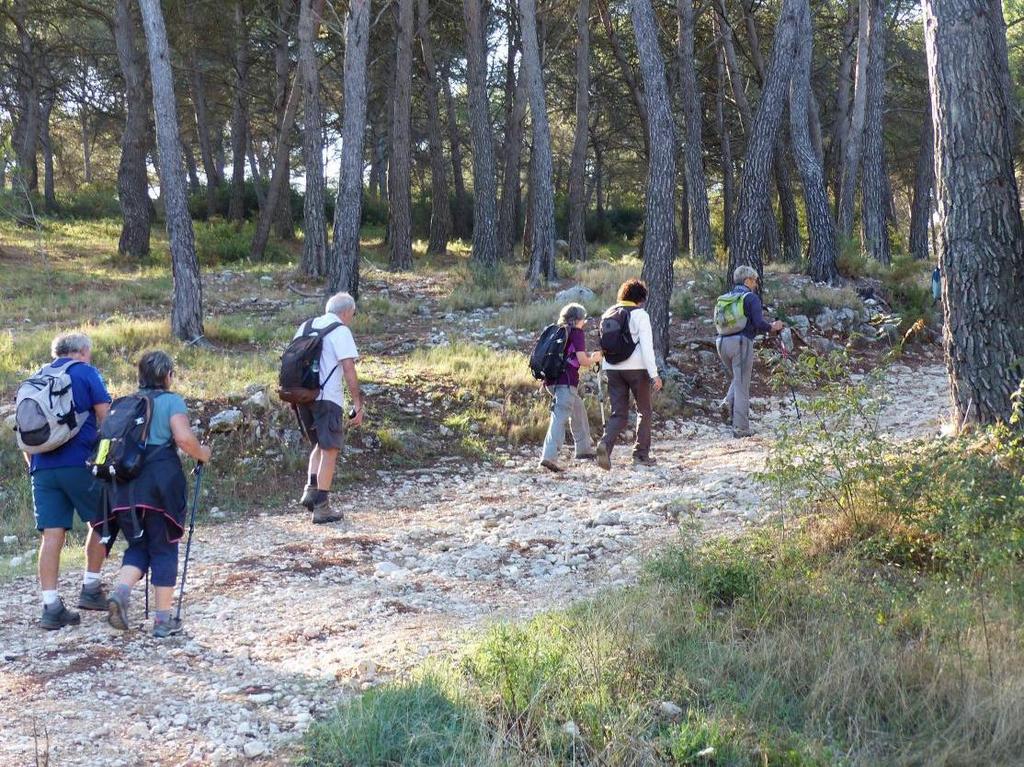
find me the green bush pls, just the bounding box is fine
[58,185,122,219]
[193,221,287,265]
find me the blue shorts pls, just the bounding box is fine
[32,467,103,531]
[121,510,180,587]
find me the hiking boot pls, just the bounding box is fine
[40,598,80,630]
[733,427,755,439]
[539,459,564,473]
[152,618,184,638]
[575,451,597,460]
[718,400,732,423]
[596,442,611,471]
[107,591,130,631]
[312,507,345,524]
[633,455,658,467]
[77,583,108,611]
[299,484,318,511]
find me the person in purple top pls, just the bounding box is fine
[24,333,112,629]
[539,303,603,472]
[716,265,784,437]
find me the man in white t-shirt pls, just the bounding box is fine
[596,279,663,469]
[294,292,364,523]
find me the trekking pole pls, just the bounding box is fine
[175,464,204,623]
[144,572,149,619]
[775,333,801,421]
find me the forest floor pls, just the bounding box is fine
[0,220,946,765]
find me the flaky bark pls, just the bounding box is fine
[567,0,591,263]
[298,0,326,277]
[924,0,1024,426]
[463,0,500,267]
[417,0,452,256]
[837,0,870,239]
[629,0,677,364]
[859,0,890,265]
[138,0,204,341]
[327,0,371,298]
[908,108,934,261]
[676,0,713,261]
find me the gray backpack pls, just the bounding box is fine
[14,360,89,454]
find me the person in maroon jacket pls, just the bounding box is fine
[539,303,603,472]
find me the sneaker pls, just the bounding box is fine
[633,455,658,467]
[719,400,732,423]
[40,598,80,630]
[596,442,611,471]
[77,584,108,611]
[107,591,130,631]
[300,484,318,510]
[153,618,184,638]
[539,459,564,473]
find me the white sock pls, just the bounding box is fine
[41,589,60,607]
[83,572,101,588]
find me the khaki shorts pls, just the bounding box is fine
[296,400,345,450]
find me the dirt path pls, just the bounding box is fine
[0,361,949,767]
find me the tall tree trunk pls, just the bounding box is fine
[629,0,677,364]
[273,0,296,239]
[12,0,39,196]
[837,0,870,239]
[676,0,713,261]
[417,0,452,256]
[228,0,251,223]
[567,0,591,263]
[740,0,799,264]
[716,1,781,262]
[39,97,56,212]
[908,108,934,261]
[790,0,838,282]
[327,0,371,298]
[519,0,556,286]
[184,145,200,193]
[250,75,302,260]
[499,47,527,262]
[298,0,326,277]
[80,113,93,184]
[114,0,152,258]
[924,0,1024,426]
[368,128,387,202]
[729,0,800,278]
[593,136,605,218]
[463,0,500,268]
[138,0,204,341]
[247,128,267,210]
[859,0,890,265]
[189,60,218,209]
[441,65,470,240]
[830,8,857,202]
[388,0,414,271]
[714,29,734,250]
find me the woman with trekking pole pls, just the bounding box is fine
[94,351,212,638]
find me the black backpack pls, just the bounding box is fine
[278,320,342,405]
[529,324,569,381]
[599,305,637,363]
[91,391,166,482]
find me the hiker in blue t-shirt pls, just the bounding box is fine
[25,333,112,629]
[716,266,784,438]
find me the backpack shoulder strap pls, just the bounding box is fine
[314,321,343,339]
[301,319,315,336]
[39,359,82,377]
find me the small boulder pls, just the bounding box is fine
[555,285,596,303]
[242,740,267,759]
[209,409,243,432]
[788,314,811,334]
[659,701,684,720]
[555,239,571,256]
[243,390,270,411]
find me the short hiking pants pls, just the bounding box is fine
[599,369,653,460]
[121,511,180,587]
[31,466,102,531]
[716,334,755,431]
[296,400,345,450]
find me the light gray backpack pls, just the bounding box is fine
[14,360,89,454]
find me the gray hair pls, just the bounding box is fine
[326,292,356,316]
[558,303,587,327]
[733,265,759,285]
[51,332,92,358]
[138,350,175,390]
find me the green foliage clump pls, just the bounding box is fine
[57,185,122,219]
[193,220,287,265]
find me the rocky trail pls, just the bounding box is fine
[0,352,950,766]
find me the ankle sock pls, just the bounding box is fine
[83,572,101,589]
[154,609,171,624]
[41,589,60,608]
[114,584,132,602]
